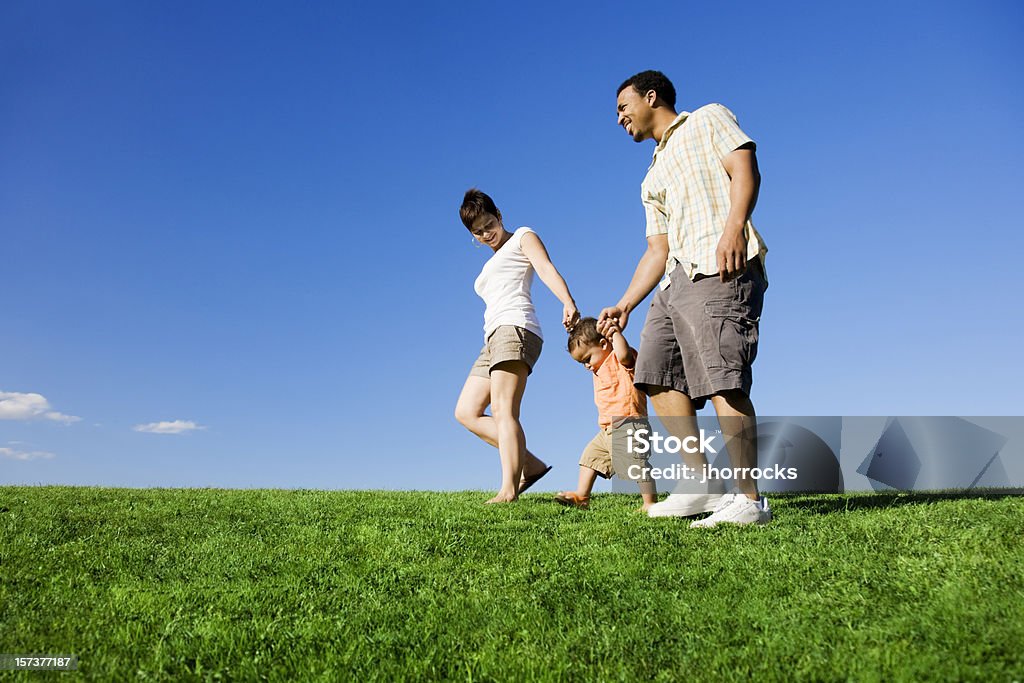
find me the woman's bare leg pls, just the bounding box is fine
[485,361,530,503]
[454,374,548,476]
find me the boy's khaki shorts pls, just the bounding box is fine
[469,325,543,378]
[579,418,653,483]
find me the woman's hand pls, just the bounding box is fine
[563,304,580,331]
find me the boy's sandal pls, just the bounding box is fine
[554,491,590,509]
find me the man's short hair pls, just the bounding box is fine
[460,188,501,229]
[567,317,604,352]
[617,70,676,109]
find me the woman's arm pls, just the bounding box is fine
[520,231,579,331]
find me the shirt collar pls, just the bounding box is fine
[652,111,690,159]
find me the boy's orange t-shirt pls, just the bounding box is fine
[593,351,647,428]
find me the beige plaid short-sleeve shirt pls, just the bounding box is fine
[642,103,768,284]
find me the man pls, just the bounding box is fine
[599,70,770,527]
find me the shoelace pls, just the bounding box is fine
[710,493,737,514]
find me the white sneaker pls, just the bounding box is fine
[647,492,730,518]
[690,495,771,528]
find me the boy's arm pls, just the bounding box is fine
[520,231,580,331]
[603,320,637,369]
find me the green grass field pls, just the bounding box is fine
[1,487,1022,681]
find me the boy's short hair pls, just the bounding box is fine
[616,70,677,109]
[567,317,604,352]
[460,188,502,229]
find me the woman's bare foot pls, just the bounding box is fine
[485,491,518,504]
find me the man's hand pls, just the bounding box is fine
[718,144,759,282]
[716,228,748,282]
[598,306,630,332]
[597,317,621,339]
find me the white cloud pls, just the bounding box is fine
[0,446,56,461]
[133,420,205,435]
[0,391,81,424]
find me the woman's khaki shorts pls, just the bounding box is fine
[469,325,543,378]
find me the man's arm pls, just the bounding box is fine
[598,233,668,331]
[717,143,761,282]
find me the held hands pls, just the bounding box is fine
[716,229,748,282]
[596,316,621,340]
[598,306,630,333]
[563,304,581,332]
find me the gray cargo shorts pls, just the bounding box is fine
[634,258,766,409]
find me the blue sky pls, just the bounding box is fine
[2,1,1022,490]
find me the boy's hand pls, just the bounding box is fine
[600,316,635,368]
[597,317,621,339]
[598,305,630,332]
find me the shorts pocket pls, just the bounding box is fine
[703,300,759,370]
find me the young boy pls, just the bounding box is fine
[556,317,658,510]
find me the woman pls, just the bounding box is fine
[454,189,579,503]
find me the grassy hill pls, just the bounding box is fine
[1,487,1022,681]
